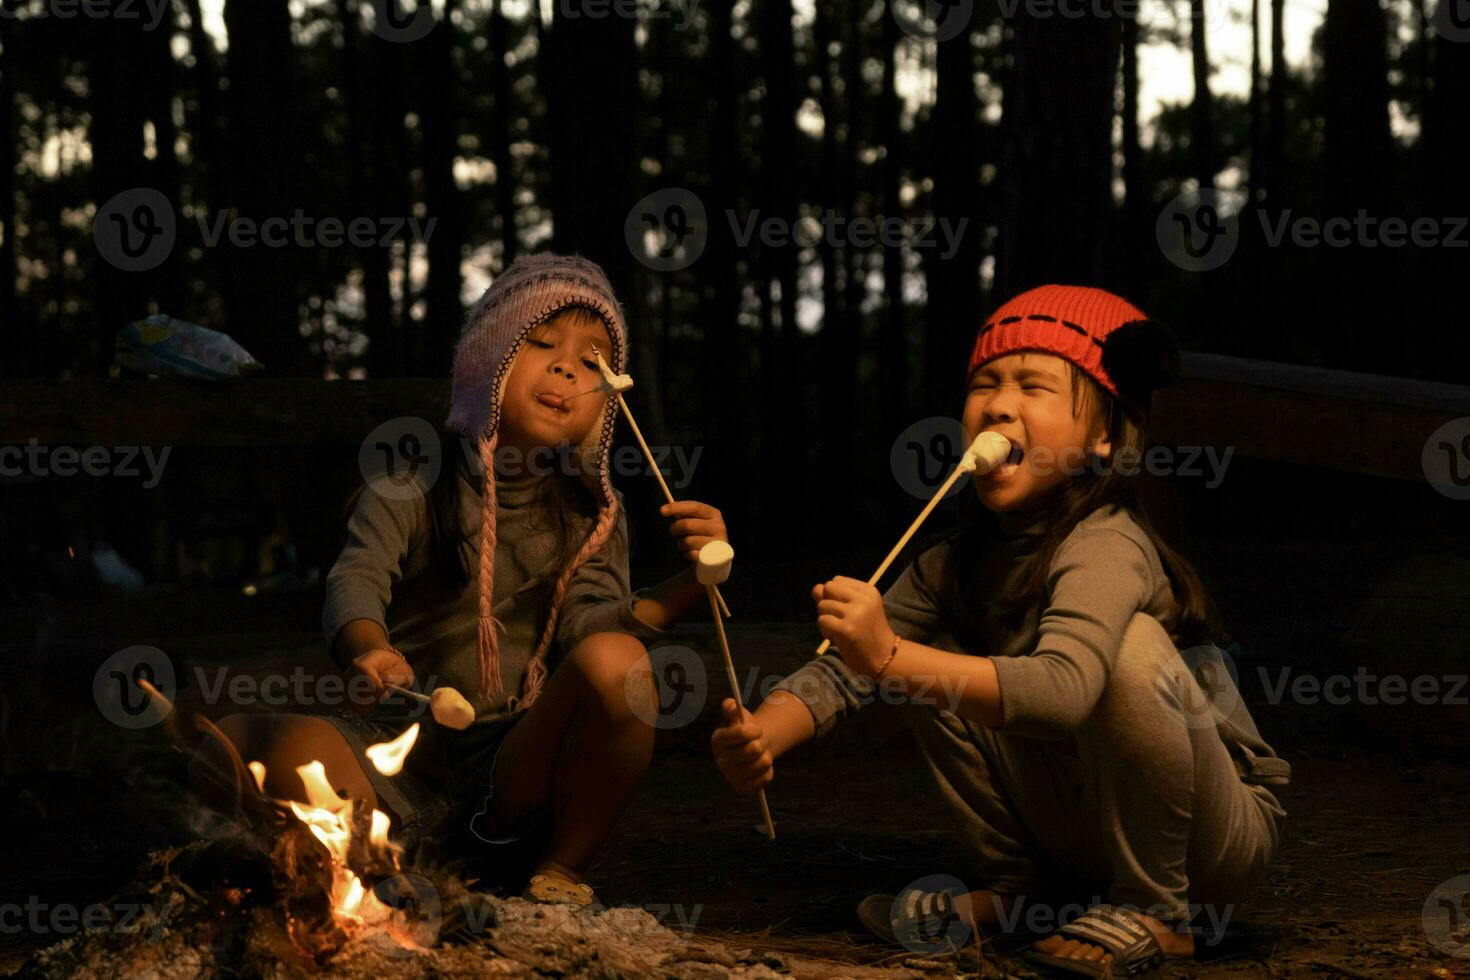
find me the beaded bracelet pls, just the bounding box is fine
[873,633,902,679]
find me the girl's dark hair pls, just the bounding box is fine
[346,428,594,592]
[938,361,1226,653]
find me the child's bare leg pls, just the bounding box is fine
[189,713,378,812]
[490,632,655,881]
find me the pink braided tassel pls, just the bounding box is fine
[509,497,621,712]
[477,433,506,699]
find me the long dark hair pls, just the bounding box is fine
[345,427,595,593]
[938,362,1226,653]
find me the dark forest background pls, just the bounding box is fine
[1,0,1467,595]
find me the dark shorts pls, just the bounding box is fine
[324,708,553,877]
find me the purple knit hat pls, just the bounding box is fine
[446,253,629,710]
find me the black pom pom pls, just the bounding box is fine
[1101,319,1182,400]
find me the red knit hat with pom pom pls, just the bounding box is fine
[967,284,1181,421]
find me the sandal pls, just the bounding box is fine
[856,886,971,952]
[522,870,602,909]
[1024,904,1167,977]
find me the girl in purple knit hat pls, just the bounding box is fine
[193,253,726,907]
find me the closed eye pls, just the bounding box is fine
[527,339,552,350]
[581,358,598,371]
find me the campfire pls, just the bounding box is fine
[15,683,860,979]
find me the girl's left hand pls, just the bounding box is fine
[812,576,898,679]
[660,500,728,562]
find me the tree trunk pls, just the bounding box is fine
[1425,0,1470,379]
[879,1,908,437]
[1121,13,1143,298]
[1265,0,1287,207]
[545,5,636,301]
[222,0,302,374]
[815,0,853,531]
[996,9,1121,296]
[701,0,749,545]
[420,0,464,375]
[1247,0,1263,205]
[0,17,19,375]
[489,0,518,266]
[1322,0,1393,371]
[146,2,183,315]
[924,13,982,413]
[756,0,803,544]
[1189,0,1216,190]
[87,15,151,373]
[183,0,233,325]
[363,30,404,376]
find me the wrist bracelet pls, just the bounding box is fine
[873,633,901,679]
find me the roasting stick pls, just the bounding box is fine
[813,430,1013,657]
[591,345,732,620]
[698,540,776,840]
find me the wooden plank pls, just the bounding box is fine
[1151,353,1470,483]
[0,378,450,448]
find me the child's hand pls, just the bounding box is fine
[813,576,898,679]
[710,698,774,795]
[347,647,415,714]
[660,500,728,562]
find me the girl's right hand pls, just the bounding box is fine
[347,648,415,713]
[710,698,774,795]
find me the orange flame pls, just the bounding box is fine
[364,723,420,777]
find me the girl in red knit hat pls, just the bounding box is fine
[193,254,728,908]
[713,285,1289,977]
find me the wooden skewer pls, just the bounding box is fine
[813,432,1010,657]
[594,346,732,620]
[707,583,776,840]
[385,683,429,704]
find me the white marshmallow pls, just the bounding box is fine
[696,540,735,585]
[430,688,476,731]
[599,372,634,394]
[958,431,1012,475]
[592,348,635,394]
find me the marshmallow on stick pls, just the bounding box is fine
[592,345,732,620]
[386,683,476,731]
[697,541,776,840]
[813,431,1012,657]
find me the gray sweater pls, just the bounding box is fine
[772,502,1289,786]
[323,468,665,723]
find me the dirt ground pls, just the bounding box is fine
[2,621,1468,978]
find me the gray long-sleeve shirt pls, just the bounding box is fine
[772,502,1289,785]
[323,468,665,723]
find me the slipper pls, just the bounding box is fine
[856,887,970,952]
[522,870,602,909]
[1024,904,1167,977]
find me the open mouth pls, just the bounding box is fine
[533,391,572,415]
